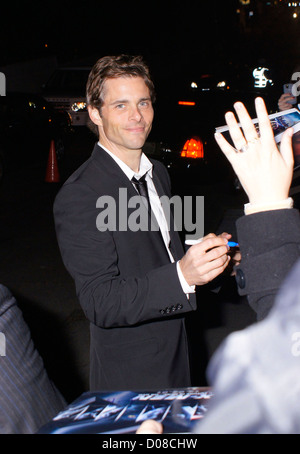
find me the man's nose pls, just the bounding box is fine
[129,105,142,121]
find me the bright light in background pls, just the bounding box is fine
[191,82,198,88]
[293,12,298,18]
[253,67,273,88]
[71,102,87,112]
[178,101,196,106]
[181,138,204,159]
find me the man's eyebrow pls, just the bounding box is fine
[110,99,128,105]
[109,97,151,106]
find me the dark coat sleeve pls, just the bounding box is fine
[0,285,66,433]
[235,209,300,320]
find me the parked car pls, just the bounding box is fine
[0,93,72,182]
[42,67,91,126]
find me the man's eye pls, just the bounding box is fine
[116,104,125,109]
[140,101,150,107]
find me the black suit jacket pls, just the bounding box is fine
[54,144,197,391]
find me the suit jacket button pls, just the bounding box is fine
[177,304,183,310]
[160,309,165,315]
[235,269,246,289]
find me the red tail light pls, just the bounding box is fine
[181,137,204,159]
[178,101,196,106]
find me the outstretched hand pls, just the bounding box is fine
[215,97,294,206]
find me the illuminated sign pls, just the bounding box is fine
[253,67,273,88]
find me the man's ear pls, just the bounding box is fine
[88,106,103,127]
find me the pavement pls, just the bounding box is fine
[0,128,256,403]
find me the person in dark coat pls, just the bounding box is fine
[137,97,300,434]
[0,285,66,434]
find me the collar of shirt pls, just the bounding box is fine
[98,142,153,181]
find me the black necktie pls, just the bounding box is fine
[132,174,151,211]
[132,174,172,257]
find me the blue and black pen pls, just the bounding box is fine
[185,238,239,247]
[227,241,239,247]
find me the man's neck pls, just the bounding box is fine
[99,141,142,173]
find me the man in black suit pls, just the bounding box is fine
[54,55,231,392]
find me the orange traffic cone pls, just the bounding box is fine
[45,140,60,183]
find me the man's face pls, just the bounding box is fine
[97,76,154,155]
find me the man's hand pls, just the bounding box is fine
[179,233,230,286]
[214,97,294,206]
[278,93,296,111]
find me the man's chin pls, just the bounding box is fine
[126,130,151,149]
[126,139,148,151]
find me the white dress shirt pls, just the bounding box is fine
[98,143,195,296]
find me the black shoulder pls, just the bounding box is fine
[150,158,170,179]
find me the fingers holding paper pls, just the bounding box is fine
[214,97,294,206]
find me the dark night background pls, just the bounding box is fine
[0,0,299,70]
[1,0,300,405]
[2,0,300,136]
[2,0,300,87]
